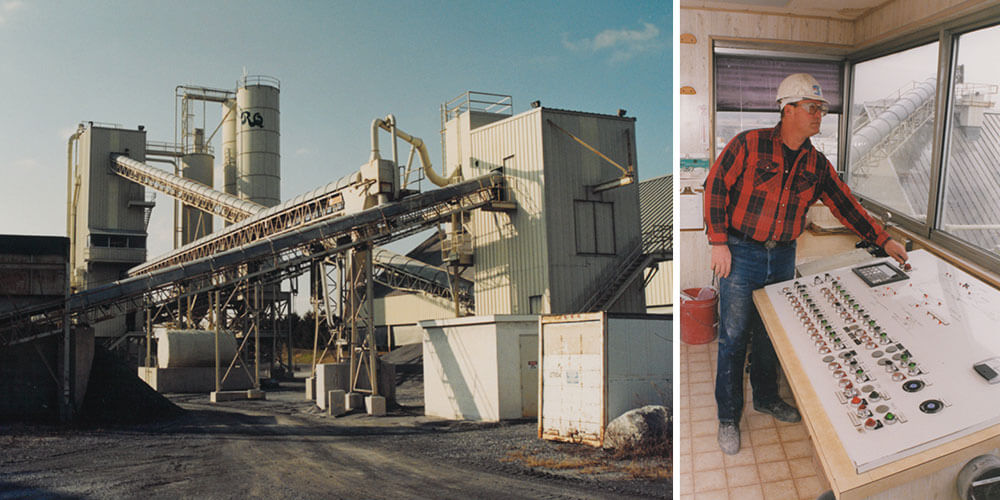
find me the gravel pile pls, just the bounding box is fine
[77,346,184,425]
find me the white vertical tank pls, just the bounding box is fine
[236,75,280,207]
[222,98,237,197]
[181,128,214,245]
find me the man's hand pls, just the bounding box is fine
[711,244,732,279]
[884,239,908,266]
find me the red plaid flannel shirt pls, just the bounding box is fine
[704,122,891,247]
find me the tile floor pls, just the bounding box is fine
[678,339,832,500]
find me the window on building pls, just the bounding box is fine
[529,295,543,314]
[842,15,1000,266]
[847,41,939,223]
[714,51,843,167]
[574,200,615,255]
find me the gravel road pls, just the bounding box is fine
[1,375,671,499]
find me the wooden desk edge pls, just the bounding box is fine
[754,288,1000,500]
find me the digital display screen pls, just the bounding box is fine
[852,262,909,287]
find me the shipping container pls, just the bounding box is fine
[538,312,671,446]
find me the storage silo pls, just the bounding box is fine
[236,76,280,207]
[222,98,237,197]
[181,128,214,245]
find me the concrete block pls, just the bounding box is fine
[211,389,267,402]
[350,360,397,404]
[346,392,365,410]
[139,366,253,393]
[327,390,346,417]
[314,363,350,410]
[305,376,315,401]
[365,395,386,416]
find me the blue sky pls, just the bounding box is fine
[0,0,670,266]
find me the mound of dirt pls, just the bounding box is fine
[382,343,421,366]
[77,346,184,425]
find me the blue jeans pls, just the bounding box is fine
[715,234,796,423]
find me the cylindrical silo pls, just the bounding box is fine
[222,98,237,197]
[236,76,280,207]
[181,128,214,245]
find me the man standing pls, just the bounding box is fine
[703,73,908,455]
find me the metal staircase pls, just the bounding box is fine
[575,237,651,313]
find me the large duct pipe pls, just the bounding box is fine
[851,78,936,164]
[370,116,459,187]
[66,123,85,290]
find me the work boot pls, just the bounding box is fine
[754,399,801,423]
[718,422,740,455]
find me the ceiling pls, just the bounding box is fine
[680,0,892,21]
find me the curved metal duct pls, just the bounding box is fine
[851,78,936,163]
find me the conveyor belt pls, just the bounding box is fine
[0,172,504,347]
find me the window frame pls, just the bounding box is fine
[842,6,1000,270]
[710,44,847,169]
[573,199,617,256]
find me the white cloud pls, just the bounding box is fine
[563,22,663,63]
[0,0,24,24]
[295,147,311,156]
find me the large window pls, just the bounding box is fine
[847,42,939,223]
[844,14,1000,264]
[574,200,616,255]
[939,24,1000,254]
[714,51,843,166]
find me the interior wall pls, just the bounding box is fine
[677,2,998,290]
[853,0,996,49]
[678,9,851,289]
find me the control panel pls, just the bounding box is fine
[764,250,1000,473]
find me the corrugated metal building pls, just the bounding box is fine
[74,125,149,288]
[73,125,150,337]
[640,174,673,314]
[454,106,645,315]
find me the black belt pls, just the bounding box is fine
[727,228,793,249]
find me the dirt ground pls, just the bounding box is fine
[0,372,671,499]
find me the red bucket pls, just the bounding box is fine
[680,287,718,344]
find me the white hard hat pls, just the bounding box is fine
[776,73,829,110]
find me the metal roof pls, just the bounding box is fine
[639,174,673,255]
[893,112,1000,253]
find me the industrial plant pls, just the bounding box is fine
[0,75,671,448]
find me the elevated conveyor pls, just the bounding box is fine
[0,172,505,347]
[114,156,476,310]
[112,155,264,223]
[372,248,474,313]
